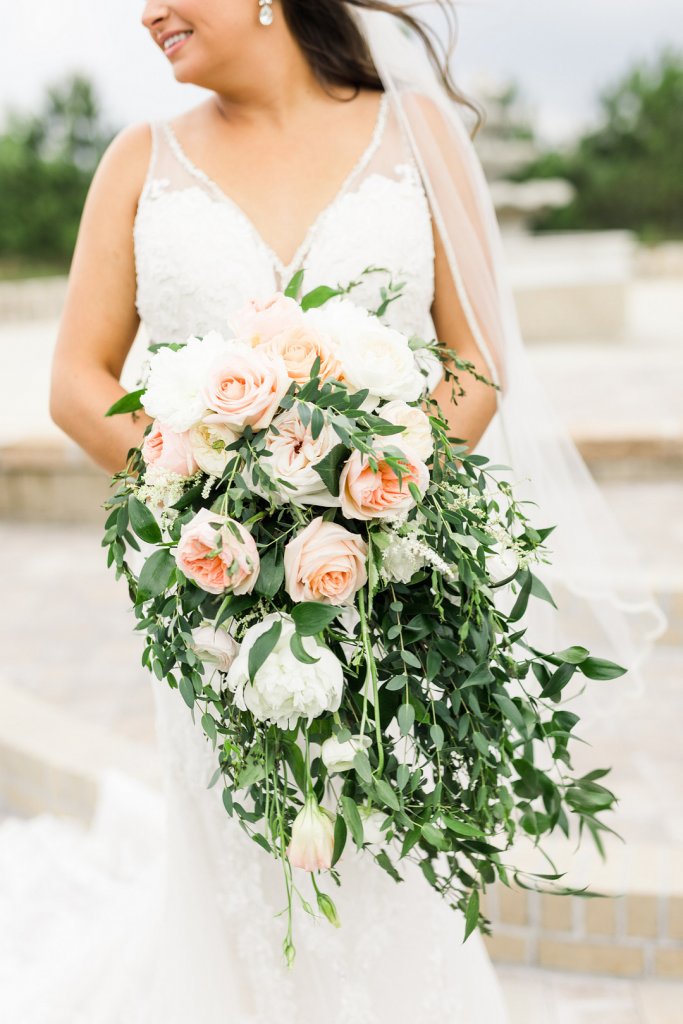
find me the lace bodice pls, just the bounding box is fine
[133,91,436,347]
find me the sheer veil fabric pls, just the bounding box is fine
[355,5,665,713]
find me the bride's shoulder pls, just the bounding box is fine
[91,122,153,194]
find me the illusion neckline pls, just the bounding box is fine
[161,91,391,285]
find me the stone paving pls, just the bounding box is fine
[498,966,681,1024]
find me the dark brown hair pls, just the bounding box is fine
[280,0,484,135]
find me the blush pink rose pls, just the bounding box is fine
[229,292,304,345]
[260,325,343,385]
[202,347,290,432]
[284,517,368,605]
[141,420,198,477]
[339,447,429,521]
[175,508,259,595]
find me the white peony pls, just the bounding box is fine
[189,421,238,477]
[224,614,344,729]
[190,624,239,674]
[321,734,372,774]
[306,300,423,406]
[142,332,234,432]
[261,405,340,506]
[378,400,434,462]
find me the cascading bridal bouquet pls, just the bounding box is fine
[103,270,624,964]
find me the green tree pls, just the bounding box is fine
[516,49,683,239]
[0,75,114,273]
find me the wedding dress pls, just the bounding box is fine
[0,92,509,1023]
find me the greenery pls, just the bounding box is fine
[515,49,683,240]
[103,272,624,962]
[0,75,113,274]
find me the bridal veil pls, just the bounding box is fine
[353,3,666,710]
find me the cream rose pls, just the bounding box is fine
[202,346,290,433]
[378,401,434,462]
[307,299,423,405]
[229,292,304,345]
[175,508,259,595]
[339,447,429,521]
[284,517,368,605]
[190,624,239,673]
[261,406,339,506]
[142,420,198,477]
[189,422,238,477]
[259,324,343,385]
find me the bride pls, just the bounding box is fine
[0,1,663,1022]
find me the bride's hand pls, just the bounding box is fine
[49,124,153,477]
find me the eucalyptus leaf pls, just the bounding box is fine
[248,619,282,683]
[291,602,343,636]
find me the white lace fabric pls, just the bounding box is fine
[0,90,509,1023]
[133,91,436,347]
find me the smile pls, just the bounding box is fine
[163,31,193,57]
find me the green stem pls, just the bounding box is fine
[358,587,384,777]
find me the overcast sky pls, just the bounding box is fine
[4,0,682,144]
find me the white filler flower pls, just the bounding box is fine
[225,614,344,729]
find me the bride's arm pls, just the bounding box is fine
[49,124,153,476]
[429,222,498,451]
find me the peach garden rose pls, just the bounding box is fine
[339,446,429,521]
[259,324,343,385]
[175,508,259,595]
[229,292,304,345]
[284,517,368,605]
[142,419,198,477]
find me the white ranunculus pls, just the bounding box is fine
[379,400,434,462]
[321,734,372,774]
[189,421,238,477]
[190,624,239,674]
[224,614,344,729]
[142,332,234,432]
[359,806,388,846]
[261,405,340,506]
[306,300,423,406]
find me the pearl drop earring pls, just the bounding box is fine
[258,0,274,26]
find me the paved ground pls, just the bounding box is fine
[499,966,681,1024]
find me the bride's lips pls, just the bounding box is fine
[159,29,193,60]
